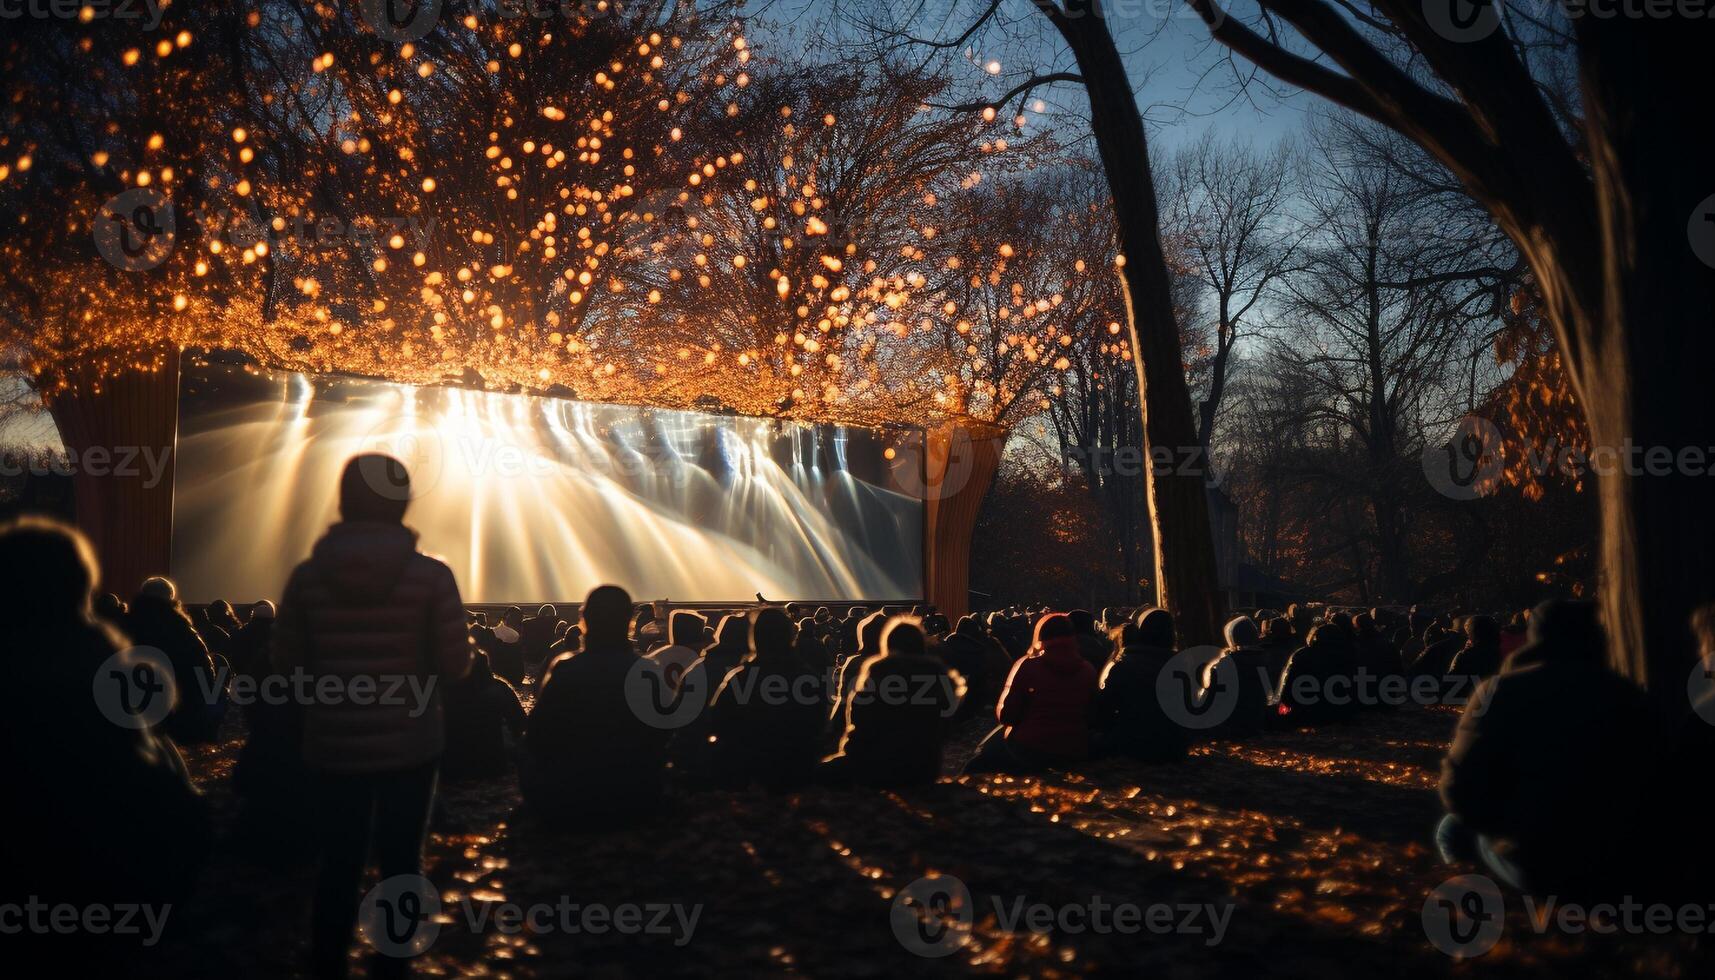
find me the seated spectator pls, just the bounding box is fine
[646,609,706,692]
[965,613,1096,774]
[202,599,241,658]
[1437,600,1653,899]
[229,600,312,862]
[686,614,750,707]
[524,585,669,827]
[486,607,526,683]
[1068,608,1112,670]
[94,591,128,627]
[227,599,277,678]
[828,610,889,724]
[1409,624,1462,677]
[990,610,1029,659]
[1259,616,1299,689]
[1093,609,1189,763]
[665,613,752,776]
[1398,612,1434,666]
[272,454,474,977]
[1448,614,1504,681]
[1202,616,1277,736]
[794,617,834,674]
[469,610,496,656]
[922,611,951,639]
[632,604,666,652]
[0,517,209,964]
[702,608,828,791]
[1277,625,1361,725]
[1497,609,1529,659]
[820,617,964,787]
[937,614,1012,720]
[126,575,224,744]
[519,603,559,667]
[1286,602,1316,640]
[442,652,527,781]
[1353,613,1403,692]
[545,617,579,659]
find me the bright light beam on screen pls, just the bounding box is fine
[171,363,925,604]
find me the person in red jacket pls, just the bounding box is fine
[963,613,1097,774]
[273,454,473,979]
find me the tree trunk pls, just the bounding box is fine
[1184,0,1715,706]
[1051,4,1225,645]
[1574,20,1715,711]
[40,355,181,598]
[921,422,1007,618]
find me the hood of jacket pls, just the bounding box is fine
[1034,635,1087,674]
[307,521,420,605]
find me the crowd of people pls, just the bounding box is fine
[3,453,1710,975]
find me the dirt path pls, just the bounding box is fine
[159,704,1706,978]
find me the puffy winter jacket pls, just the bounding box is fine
[1440,643,1653,898]
[996,636,1097,762]
[827,650,965,786]
[1095,643,1189,763]
[272,521,472,774]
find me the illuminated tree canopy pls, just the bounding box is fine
[0,1,1125,432]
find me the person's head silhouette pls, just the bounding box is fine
[580,584,633,650]
[340,453,411,523]
[0,517,98,623]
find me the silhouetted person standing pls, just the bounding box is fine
[273,454,473,979]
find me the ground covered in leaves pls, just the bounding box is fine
[159,703,1707,978]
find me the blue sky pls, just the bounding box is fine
[745,0,1308,153]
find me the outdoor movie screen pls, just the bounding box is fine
[170,360,925,604]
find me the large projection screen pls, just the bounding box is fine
[171,361,925,604]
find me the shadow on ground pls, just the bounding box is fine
[151,704,1706,978]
